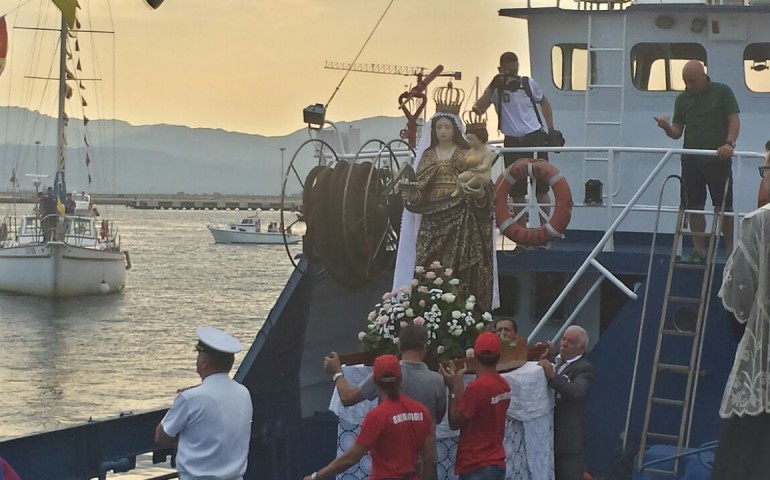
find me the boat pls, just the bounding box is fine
[207,215,301,245]
[0,3,129,297]
[1,0,770,477]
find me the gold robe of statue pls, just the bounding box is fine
[404,147,495,311]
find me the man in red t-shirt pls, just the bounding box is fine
[439,332,511,480]
[303,354,436,480]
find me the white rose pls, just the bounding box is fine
[452,329,463,336]
[467,295,476,303]
[400,321,408,327]
[482,312,493,321]
[451,310,463,319]
[449,278,460,286]
[476,322,485,330]
[437,345,446,354]
[466,348,475,358]
[358,331,366,341]
[442,293,456,304]
[465,302,474,311]
[367,311,376,321]
[431,304,441,313]
[368,324,375,330]
[405,308,415,317]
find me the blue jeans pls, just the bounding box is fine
[459,465,506,480]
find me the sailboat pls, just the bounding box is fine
[0,2,129,297]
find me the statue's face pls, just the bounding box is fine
[466,132,482,148]
[435,117,454,143]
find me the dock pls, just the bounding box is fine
[0,193,304,211]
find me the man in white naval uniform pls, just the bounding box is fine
[155,327,253,480]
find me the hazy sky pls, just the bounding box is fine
[0,0,528,136]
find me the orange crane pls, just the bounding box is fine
[324,61,462,148]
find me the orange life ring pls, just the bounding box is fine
[495,158,573,246]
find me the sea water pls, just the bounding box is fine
[0,205,295,438]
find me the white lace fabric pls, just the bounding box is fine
[718,205,770,418]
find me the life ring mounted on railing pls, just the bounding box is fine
[494,159,573,247]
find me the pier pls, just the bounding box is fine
[0,193,304,211]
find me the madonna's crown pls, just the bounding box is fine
[463,109,487,132]
[433,82,464,116]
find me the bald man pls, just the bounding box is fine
[655,60,740,262]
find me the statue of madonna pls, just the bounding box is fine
[394,89,499,312]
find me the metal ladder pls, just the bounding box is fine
[582,12,627,194]
[636,205,724,476]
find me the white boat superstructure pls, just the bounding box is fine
[207,216,301,245]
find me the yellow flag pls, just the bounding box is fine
[51,0,78,30]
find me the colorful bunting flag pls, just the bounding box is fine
[52,0,78,30]
[0,17,8,78]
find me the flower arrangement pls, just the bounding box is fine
[359,261,493,363]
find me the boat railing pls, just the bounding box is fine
[522,145,764,345]
[506,0,748,12]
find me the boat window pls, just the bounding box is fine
[552,44,594,91]
[744,43,770,92]
[631,43,706,91]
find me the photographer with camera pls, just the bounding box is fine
[473,52,563,212]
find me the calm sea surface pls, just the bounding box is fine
[0,205,296,439]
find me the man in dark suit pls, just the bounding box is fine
[538,325,594,480]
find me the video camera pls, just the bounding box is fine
[491,73,522,92]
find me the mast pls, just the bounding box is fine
[55,14,67,205]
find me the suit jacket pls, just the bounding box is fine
[549,356,594,456]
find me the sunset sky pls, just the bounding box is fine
[0,0,528,136]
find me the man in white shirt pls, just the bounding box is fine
[473,51,560,207]
[155,327,253,480]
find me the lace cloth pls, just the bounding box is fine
[718,205,770,418]
[329,362,555,480]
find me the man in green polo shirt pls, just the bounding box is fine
[654,60,740,261]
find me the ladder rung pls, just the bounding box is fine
[652,397,685,406]
[673,262,707,270]
[679,230,711,237]
[646,432,681,442]
[586,121,622,125]
[644,468,678,476]
[662,329,696,337]
[588,47,625,52]
[589,84,623,88]
[657,363,691,374]
[667,295,701,304]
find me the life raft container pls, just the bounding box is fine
[494,159,573,247]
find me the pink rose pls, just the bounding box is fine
[430,261,442,269]
[382,291,393,300]
[437,345,445,354]
[402,301,410,308]
[466,348,475,358]
[444,268,453,277]
[417,286,429,294]
[377,315,389,325]
[413,316,426,326]
[425,271,437,280]
[358,331,366,341]
[415,266,426,274]
[393,337,400,345]
[434,278,444,286]
[419,300,426,307]
[400,321,408,327]
[411,278,419,286]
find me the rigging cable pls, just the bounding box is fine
[324,0,396,109]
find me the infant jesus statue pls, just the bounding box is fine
[454,119,496,198]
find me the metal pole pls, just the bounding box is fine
[280,147,286,195]
[35,140,41,176]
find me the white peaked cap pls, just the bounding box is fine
[196,326,243,354]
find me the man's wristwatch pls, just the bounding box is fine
[725,141,736,148]
[311,472,318,480]
[332,372,344,382]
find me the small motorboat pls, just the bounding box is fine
[207,216,301,245]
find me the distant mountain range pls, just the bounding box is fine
[0,106,405,195]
